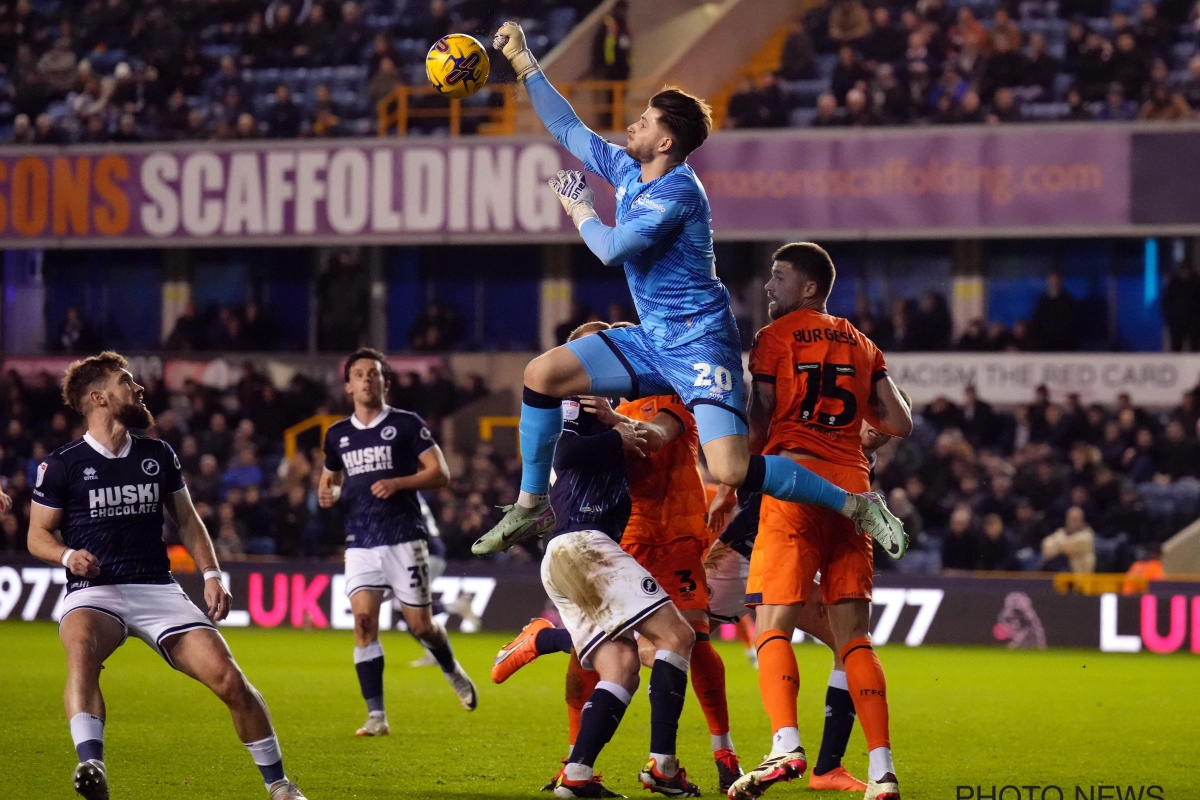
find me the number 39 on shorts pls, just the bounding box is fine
[693,362,733,391]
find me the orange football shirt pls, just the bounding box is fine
[616,395,709,546]
[749,308,887,470]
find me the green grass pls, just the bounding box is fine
[1,623,1191,799]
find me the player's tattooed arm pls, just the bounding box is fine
[165,487,231,622]
[746,379,776,457]
[867,377,913,439]
[27,502,100,578]
[370,444,451,500]
[318,468,344,508]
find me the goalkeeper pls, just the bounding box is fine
[473,23,912,565]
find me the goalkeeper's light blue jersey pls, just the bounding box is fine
[527,72,732,348]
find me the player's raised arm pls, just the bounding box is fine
[164,486,230,622]
[867,376,913,439]
[493,22,630,186]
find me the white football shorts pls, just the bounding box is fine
[704,541,751,623]
[541,531,672,670]
[60,582,216,668]
[344,540,433,607]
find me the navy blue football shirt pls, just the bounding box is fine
[33,433,185,593]
[548,398,631,543]
[323,406,434,548]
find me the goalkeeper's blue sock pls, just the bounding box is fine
[742,455,848,513]
[517,387,563,504]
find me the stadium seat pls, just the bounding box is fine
[780,78,830,107]
[789,107,819,127]
[1021,101,1069,119]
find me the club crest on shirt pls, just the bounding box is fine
[339,436,350,448]
[36,461,47,487]
[83,467,98,481]
[141,458,160,476]
[562,400,580,421]
[381,426,397,441]
[640,402,655,419]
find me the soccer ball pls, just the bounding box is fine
[426,34,490,100]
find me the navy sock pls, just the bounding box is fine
[569,683,631,768]
[519,386,564,495]
[75,739,103,764]
[354,643,385,713]
[749,454,847,512]
[426,639,456,673]
[258,760,285,785]
[814,678,857,776]
[648,652,690,756]
[535,627,575,656]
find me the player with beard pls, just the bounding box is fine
[26,352,307,800]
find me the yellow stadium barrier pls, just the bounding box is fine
[283,414,344,460]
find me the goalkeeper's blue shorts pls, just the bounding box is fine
[564,320,748,444]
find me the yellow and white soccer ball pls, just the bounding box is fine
[426,34,490,99]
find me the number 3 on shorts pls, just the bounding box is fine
[693,362,733,391]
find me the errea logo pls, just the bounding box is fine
[83,467,98,481]
[339,436,350,449]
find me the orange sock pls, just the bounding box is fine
[755,628,799,734]
[689,622,731,738]
[565,651,600,747]
[839,636,890,750]
[736,615,755,649]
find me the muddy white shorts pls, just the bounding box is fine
[60,582,215,668]
[540,530,671,670]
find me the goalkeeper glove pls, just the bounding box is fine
[549,170,599,230]
[493,21,540,82]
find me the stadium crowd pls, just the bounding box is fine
[725,0,1200,128]
[0,351,1194,575]
[0,0,596,143]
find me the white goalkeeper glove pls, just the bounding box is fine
[549,170,599,230]
[493,21,540,82]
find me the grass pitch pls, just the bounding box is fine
[1,623,1190,799]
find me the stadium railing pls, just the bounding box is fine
[376,80,663,136]
[283,414,344,459]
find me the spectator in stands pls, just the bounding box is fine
[165,300,204,351]
[1029,272,1083,351]
[367,56,401,104]
[266,84,302,138]
[266,1,302,65]
[1162,264,1200,351]
[1181,55,1200,111]
[844,86,880,125]
[941,504,981,570]
[1112,31,1150,99]
[949,7,989,55]
[872,62,912,122]
[954,90,986,123]
[37,36,77,96]
[56,307,100,353]
[957,319,989,350]
[333,1,368,65]
[831,45,870,103]
[1136,0,1171,58]
[209,56,244,103]
[912,292,952,349]
[158,89,193,140]
[317,250,368,350]
[811,92,844,126]
[1139,81,1193,119]
[727,74,787,128]
[112,111,141,142]
[409,302,464,351]
[992,8,1022,50]
[988,87,1022,122]
[1040,506,1096,573]
[779,18,816,80]
[593,0,631,81]
[1154,419,1200,479]
[1024,34,1060,98]
[295,4,333,66]
[1076,32,1114,101]
[7,114,34,144]
[235,112,261,140]
[1063,87,1094,120]
[861,7,907,65]
[829,0,870,47]
[308,84,343,137]
[978,513,1020,570]
[1098,82,1138,120]
[980,33,1028,102]
[239,11,271,69]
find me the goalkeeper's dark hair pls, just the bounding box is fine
[772,242,836,301]
[344,347,391,383]
[650,86,712,159]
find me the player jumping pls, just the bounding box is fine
[472,22,907,560]
[727,243,910,800]
[318,348,477,737]
[26,353,307,800]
